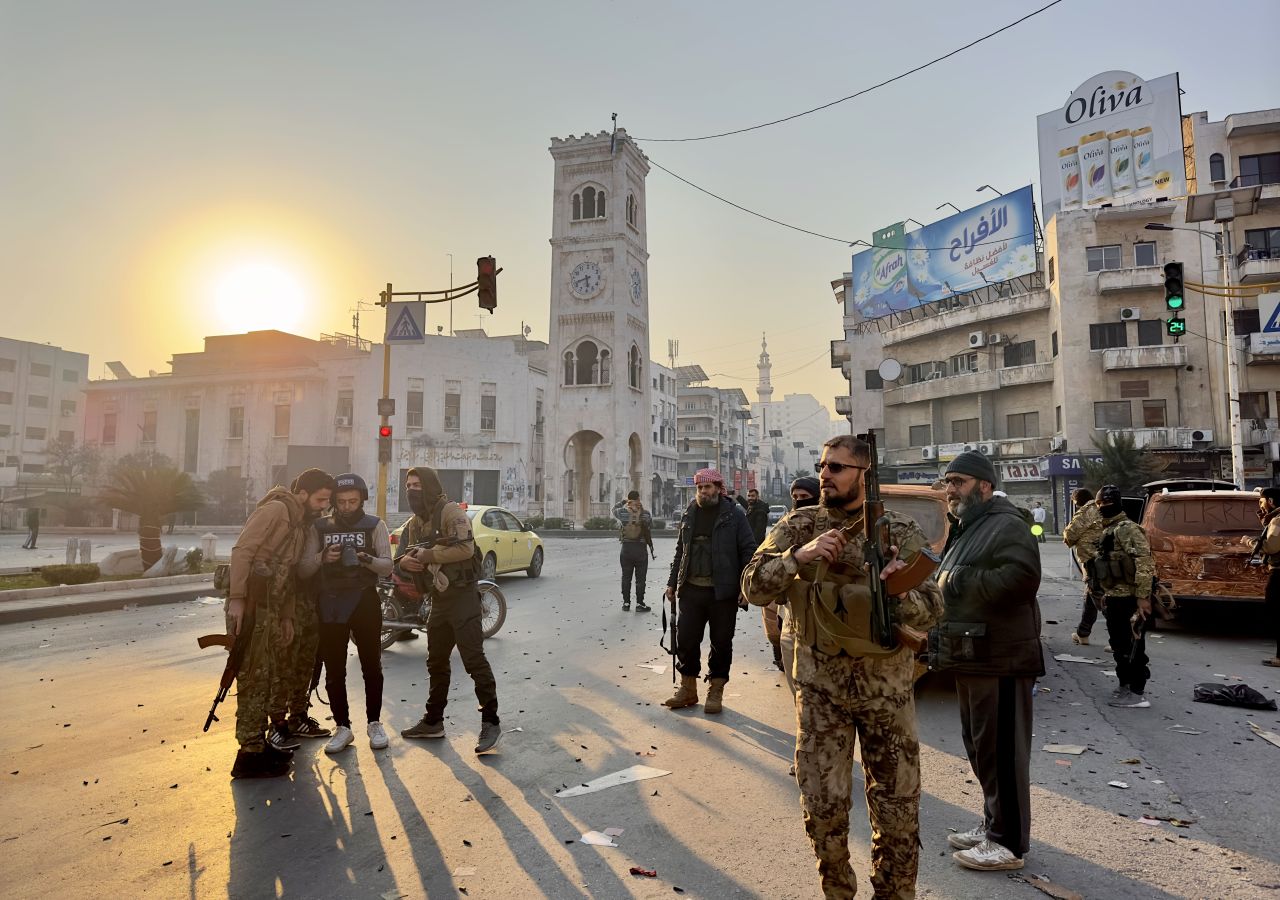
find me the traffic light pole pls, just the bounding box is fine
[1220,225,1246,489]
[377,283,393,520]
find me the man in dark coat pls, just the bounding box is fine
[662,468,758,714]
[744,488,770,545]
[932,450,1043,874]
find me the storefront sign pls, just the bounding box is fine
[1046,454,1103,476]
[999,459,1047,482]
[894,468,941,485]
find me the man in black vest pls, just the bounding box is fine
[612,490,654,612]
[398,466,502,754]
[298,473,393,754]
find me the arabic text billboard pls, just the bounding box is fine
[851,185,1037,319]
[1036,70,1184,220]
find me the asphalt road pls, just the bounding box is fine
[1,538,1278,899]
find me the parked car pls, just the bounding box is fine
[767,504,788,526]
[391,504,544,578]
[1140,488,1265,606]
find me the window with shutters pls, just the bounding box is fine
[1142,400,1167,427]
[1119,380,1149,398]
[1137,319,1164,346]
[1090,322,1127,349]
[908,424,932,446]
[1094,401,1132,429]
[1007,412,1039,439]
[951,419,979,442]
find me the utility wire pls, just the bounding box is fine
[633,0,1066,143]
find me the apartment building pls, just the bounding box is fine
[674,365,752,506]
[650,360,680,517]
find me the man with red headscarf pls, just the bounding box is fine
[662,468,758,713]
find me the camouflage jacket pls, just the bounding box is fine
[1062,500,1104,571]
[741,504,944,631]
[1095,514,1155,600]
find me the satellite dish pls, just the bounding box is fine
[877,358,903,382]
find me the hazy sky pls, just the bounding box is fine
[3,0,1277,409]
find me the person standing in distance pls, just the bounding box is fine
[1062,488,1103,646]
[743,436,944,899]
[662,468,757,714]
[225,468,334,778]
[398,467,502,753]
[1031,502,1047,543]
[22,505,39,550]
[1089,484,1156,708]
[297,474,393,754]
[933,451,1043,872]
[612,490,655,612]
[1245,486,1280,668]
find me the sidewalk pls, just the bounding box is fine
[0,576,217,625]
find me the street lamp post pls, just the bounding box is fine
[793,441,805,478]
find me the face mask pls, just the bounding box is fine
[407,489,430,518]
[1097,503,1122,519]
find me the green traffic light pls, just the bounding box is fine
[1167,295,1184,310]
[1167,317,1186,335]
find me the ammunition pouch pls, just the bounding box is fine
[787,565,898,659]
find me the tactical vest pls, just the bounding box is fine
[786,507,899,659]
[1088,522,1138,593]
[620,512,645,542]
[429,503,481,588]
[316,513,381,594]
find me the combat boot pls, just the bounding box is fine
[703,678,728,714]
[231,749,289,779]
[663,676,699,709]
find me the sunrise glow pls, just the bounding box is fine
[213,261,307,333]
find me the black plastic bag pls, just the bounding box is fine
[1192,682,1278,710]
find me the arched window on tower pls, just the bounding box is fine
[1209,153,1225,183]
[572,186,608,221]
[572,194,581,220]
[626,193,637,227]
[628,345,641,389]
[563,350,575,385]
[576,341,599,385]
[600,349,611,385]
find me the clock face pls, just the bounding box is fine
[630,269,643,303]
[569,261,602,298]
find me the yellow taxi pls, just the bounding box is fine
[391,504,545,579]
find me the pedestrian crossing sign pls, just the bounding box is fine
[1260,293,1280,334]
[384,301,426,343]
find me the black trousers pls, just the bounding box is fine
[1104,595,1150,694]
[1075,591,1099,637]
[317,590,384,728]
[674,583,737,681]
[955,674,1035,857]
[1267,568,1280,657]
[426,585,499,724]
[620,543,649,603]
[23,522,38,549]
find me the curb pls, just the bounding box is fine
[0,582,217,625]
[0,573,214,603]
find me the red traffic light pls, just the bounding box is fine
[379,425,392,438]
[477,255,497,313]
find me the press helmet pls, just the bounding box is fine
[334,472,369,502]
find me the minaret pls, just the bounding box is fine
[756,333,773,404]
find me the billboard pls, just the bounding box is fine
[851,185,1037,319]
[1037,70,1184,220]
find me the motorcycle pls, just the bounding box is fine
[378,575,507,650]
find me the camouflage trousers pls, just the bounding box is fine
[227,596,280,752]
[271,590,319,722]
[794,646,921,900]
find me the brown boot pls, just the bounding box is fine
[663,676,699,709]
[704,678,727,714]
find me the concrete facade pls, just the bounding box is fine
[649,360,679,518]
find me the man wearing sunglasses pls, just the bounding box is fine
[933,450,1043,874]
[742,435,944,900]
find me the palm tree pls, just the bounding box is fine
[99,465,204,568]
[1081,432,1168,494]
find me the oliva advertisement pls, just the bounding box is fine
[851,185,1037,319]
[1037,70,1185,219]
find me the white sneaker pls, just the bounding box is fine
[367,721,389,750]
[324,726,354,754]
[953,838,1024,871]
[1108,689,1151,708]
[947,823,987,850]
[1071,632,1089,646]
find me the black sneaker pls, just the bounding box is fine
[266,722,301,751]
[396,630,419,641]
[288,715,332,739]
[475,721,501,754]
[635,601,651,612]
[622,600,631,611]
[401,716,446,739]
[262,743,294,762]
[231,749,290,779]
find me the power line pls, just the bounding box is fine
[648,156,1032,250]
[633,0,1066,143]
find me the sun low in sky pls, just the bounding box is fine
[212,260,307,333]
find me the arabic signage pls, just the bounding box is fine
[999,459,1047,482]
[1036,70,1185,220]
[1046,454,1104,476]
[851,186,1038,319]
[892,468,940,485]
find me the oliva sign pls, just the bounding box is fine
[1060,73,1151,126]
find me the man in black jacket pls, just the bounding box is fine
[933,451,1043,873]
[663,468,758,714]
[743,488,770,545]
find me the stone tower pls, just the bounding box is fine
[756,333,773,404]
[544,129,651,522]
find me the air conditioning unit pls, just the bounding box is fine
[921,446,937,460]
[977,442,996,456]
[988,333,1006,345]
[1050,435,1066,451]
[1190,428,1214,443]
[962,442,978,452]
[334,416,352,427]
[1120,307,1141,321]
[968,331,986,348]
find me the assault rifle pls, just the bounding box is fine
[397,535,472,595]
[197,561,272,732]
[855,431,941,652]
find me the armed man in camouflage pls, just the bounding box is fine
[1062,488,1104,646]
[743,435,944,900]
[1089,484,1156,708]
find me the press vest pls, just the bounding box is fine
[315,513,380,622]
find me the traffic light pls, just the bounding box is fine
[378,425,392,464]
[1163,261,1184,311]
[1167,317,1186,336]
[477,256,497,312]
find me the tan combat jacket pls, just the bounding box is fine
[227,487,310,617]
[1063,500,1104,573]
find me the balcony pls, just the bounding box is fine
[1101,344,1188,370]
[1224,108,1280,138]
[830,339,851,369]
[884,446,931,466]
[1093,199,1178,222]
[834,395,852,416]
[883,368,1000,406]
[1239,252,1280,285]
[1244,419,1280,445]
[997,437,1054,458]
[1248,332,1280,362]
[1109,427,1191,450]
[999,362,1055,387]
[1096,266,1162,293]
[881,289,1051,347]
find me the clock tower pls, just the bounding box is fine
[545,129,651,523]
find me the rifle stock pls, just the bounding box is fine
[198,563,268,732]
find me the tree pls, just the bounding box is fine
[204,468,251,524]
[43,438,101,525]
[1081,432,1168,494]
[98,465,204,568]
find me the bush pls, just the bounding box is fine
[541,517,571,530]
[523,515,545,531]
[185,547,204,573]
[584,516,619,531]
[39,564,100,586]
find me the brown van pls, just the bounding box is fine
[881,484,951,556]
[1141,489,1266,604]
